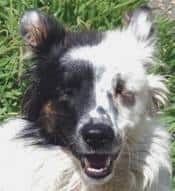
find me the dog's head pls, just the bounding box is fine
[20,7,168,183]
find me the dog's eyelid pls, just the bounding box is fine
[122,90,134,95]
[64,88,76,96]
[55,87,75,97]
[121,90,135,106]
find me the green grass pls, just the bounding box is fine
[155,17,175,189]
[0,0,174,189]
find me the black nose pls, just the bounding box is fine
[81,120,114,148]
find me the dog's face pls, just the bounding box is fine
[20,7,168,183]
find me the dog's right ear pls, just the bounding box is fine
[20,10,65,52]
[20,11,66,121]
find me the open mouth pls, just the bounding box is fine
[81,154,115,179]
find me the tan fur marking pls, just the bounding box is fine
[41,101,56,115]
[38,101,57,133]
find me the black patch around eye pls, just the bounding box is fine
[59,59,94,94]
[64,88,76,96]
[63,75,82,91]
[54,95,74,114]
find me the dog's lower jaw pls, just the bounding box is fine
[79,169,136,191]
[74,153,136,191]
[71,156,114,187]
[81,168,113,185]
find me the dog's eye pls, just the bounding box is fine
[121,90,135,106]
[56,88,75,97]
[114,82,135,106]
[64,88,75,96]
[57,93,73,113]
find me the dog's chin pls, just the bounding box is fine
[81,168,113,185]
[77,153,119,185]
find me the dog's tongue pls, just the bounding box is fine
[83,155,112,179]
[85,155,108,169]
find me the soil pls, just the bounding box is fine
[149,0,175,19]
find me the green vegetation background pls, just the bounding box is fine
[0,0,174,189]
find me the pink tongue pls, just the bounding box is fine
[86,155,108,169]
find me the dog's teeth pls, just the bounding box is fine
[84,158,90,167]
[106,157,111,167]
[87,167,105,173]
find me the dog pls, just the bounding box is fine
[0,6,171,191]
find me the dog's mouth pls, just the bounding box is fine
[80,154,115,179]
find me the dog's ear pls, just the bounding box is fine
[125,6,154,41]
[20,10,65,52]
[147,75,169,115]
[20,11,66,121]
[123,6,156,70]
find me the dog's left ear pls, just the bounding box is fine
[123,6,156,69]
[124,6,154,41]
[147,75,169,115]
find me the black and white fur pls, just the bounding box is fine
[0,7,171,191]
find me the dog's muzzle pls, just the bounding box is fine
[78,114,120,180]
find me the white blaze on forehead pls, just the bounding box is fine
[95,70,113,108]
[66,29,154,79]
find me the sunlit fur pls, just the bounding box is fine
[0,7,171,191]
